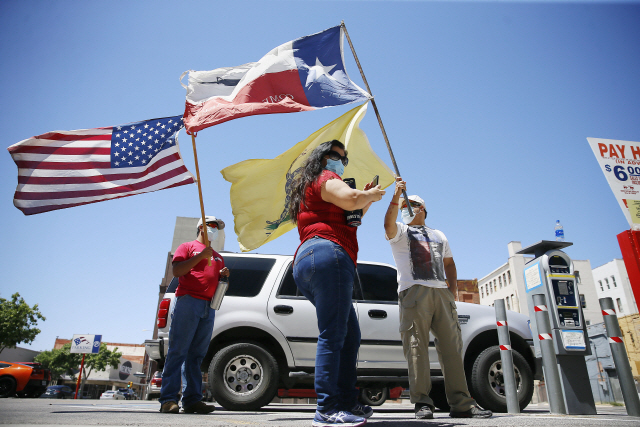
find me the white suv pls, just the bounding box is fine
[145,253,539,412]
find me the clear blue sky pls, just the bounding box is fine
[1,0,639,352]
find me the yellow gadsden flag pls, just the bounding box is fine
[221,102,395,252]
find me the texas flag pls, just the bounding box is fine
[182,26,371,134]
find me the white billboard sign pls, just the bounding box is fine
[587,138,640,229]
[70,334,102,354]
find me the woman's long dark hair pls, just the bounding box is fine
[288,140,346,225]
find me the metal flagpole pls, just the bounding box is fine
[341,21,413,216]
[191,133,212,266]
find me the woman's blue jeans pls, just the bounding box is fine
[293,237,361,413]
[159,294,215,408]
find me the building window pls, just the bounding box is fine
[494,279,497,291]
[586,320,591,326]
[580,294,586,309]
[599,280,604,292]
[605,278,610,289]
[499,276,502,288]
[506,296,511,310]
[481,287,484,298]
[617,298,624,313]
[611,276,617,287]
[503,273,507,287]
[507,271,511,284]
[574,271,581,283]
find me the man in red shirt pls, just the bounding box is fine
[159,216,230,414]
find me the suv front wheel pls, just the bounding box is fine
[209,343,279,411]
[468,346,534,412]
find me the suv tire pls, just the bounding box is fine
[209,343,279,411]
[469,345,534,412]
[358,386,388,406]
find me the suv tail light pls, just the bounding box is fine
[151,377,162,386]
[157,298,171,328]
[30,368,43,378]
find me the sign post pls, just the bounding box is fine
[70,334,102,399]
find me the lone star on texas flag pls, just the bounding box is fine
[305,57,337,88]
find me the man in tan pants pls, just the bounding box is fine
[384,177,491,419]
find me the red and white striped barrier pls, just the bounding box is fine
[609,337,623,344]
[538,333,553,341]
[497,321,508,327]
[500,345,512,351]
[602,309,616,316]
[534,305,548,312]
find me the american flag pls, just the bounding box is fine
[8,115,195,215]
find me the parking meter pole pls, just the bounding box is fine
[532,294,566,414]
[495,299,520,414]
[599,297,640,417]
[74,353,85,399]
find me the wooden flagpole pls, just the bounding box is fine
[191,133,211,265]
[340,21,413,216]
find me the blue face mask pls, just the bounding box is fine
[207,226,218,242]
[325,158,345,177]
[401,208,416,225]
[401,206,426,224]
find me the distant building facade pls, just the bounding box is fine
[586,323,624,403]
[592,259,639,316]
[456,279,480,304]
[0,346,40,363]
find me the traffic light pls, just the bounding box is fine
[128,381,132,388]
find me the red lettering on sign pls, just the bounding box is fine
[617,145,626,159]
[610,144,620,158]
[599,143,608,157]
[631,146,640,160]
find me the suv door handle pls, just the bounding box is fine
[368,309,387,319]
[274,305,294,315]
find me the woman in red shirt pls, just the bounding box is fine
[289,140,385,427]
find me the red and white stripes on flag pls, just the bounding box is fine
[8,115,195,215]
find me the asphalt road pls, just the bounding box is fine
[0,399,638,426]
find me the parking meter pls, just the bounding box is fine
[519,240,596,415]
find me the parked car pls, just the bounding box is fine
[100,390,126,400]
[0,361,50,398]
[146,371,162,400]
[40,385,75,399]
[146,253,539,412]
[118,388,137,400]
[13,362,51,398]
